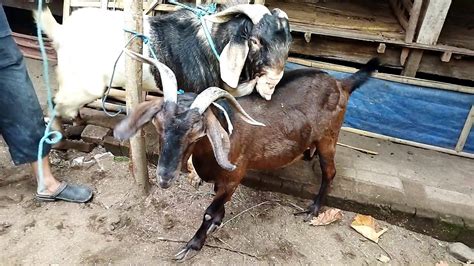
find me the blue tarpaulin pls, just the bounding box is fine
[285,62,474,153]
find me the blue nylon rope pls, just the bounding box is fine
[36,1,63,194]
[168,0,220,60]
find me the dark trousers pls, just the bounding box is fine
[0,34,50,165]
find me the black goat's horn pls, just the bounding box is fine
[123,49,178,103]
[190,87,265,126]
[205,4,270,25]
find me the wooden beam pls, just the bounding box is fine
[440,51,452,63]
[416,0,452,45]
[455,106,474,152]
[402,49,424,77]
[405,0,423,43]
[377,43,386,54]
[342,127,474,159]
[124,0,150,194]
[289,24,474,57]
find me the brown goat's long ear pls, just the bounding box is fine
[113,99,163,141]
[220,38,249,89]
[204,110,236,171]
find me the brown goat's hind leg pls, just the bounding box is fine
[298,141,336,222]
[174,181,236,261]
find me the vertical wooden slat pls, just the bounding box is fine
[124,0,150,194]
[415,0,452,45]
[402,0,452,77]
[405,0,422,43]
[455,106,474,152]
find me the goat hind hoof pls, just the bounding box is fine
[174,246,199,261]
[293,209,319,222]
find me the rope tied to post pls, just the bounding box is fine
[101,28,161,117]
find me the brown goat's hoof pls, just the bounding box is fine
[293,207,321,222]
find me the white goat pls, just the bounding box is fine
[35,8,156,119]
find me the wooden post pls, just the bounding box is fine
[402,0,452,77]
[455,106,474,152]
[124,0,150,194]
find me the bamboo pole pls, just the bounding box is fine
[124,0,150,194]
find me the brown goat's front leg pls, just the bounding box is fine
[174,180,237,261]
[298,141,336,222]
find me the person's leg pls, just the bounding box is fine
[31,157,61,195]
[0,34,92,202]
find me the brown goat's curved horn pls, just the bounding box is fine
[190,87,265,126]
[205,4,270,25]
[123,49,178,103]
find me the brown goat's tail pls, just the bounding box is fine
[341,58,380,94]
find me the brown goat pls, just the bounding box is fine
[113,51,379,260]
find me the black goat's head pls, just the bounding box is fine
[114,50,264,189]
[208,4,292,100]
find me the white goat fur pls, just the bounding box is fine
[34,8,157,119]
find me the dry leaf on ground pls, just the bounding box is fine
[350,214,388,243]
[377,254,390,263]
[435,261,449,266]
[309,208,343,226]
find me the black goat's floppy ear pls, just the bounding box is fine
[204,110,236,171]
[220,37,249,89]
[113,99,163,141]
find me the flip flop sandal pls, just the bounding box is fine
[36,181,93,203]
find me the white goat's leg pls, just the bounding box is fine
[186,155,203,189]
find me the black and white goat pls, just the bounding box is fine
[34,3,291,121]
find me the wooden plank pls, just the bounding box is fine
[290,35,402,67]
[290,23,474,56]
[342,127,474,159]
[455,106,474,152]
[124,0,150,194]
[405,0,422,43]
[417,53,474,82]
[389,0,409,30]
[79,107,125,129]
[416,0,452,45]
[288,57,474,94]
[441,51,452,63]
[402,49,423,77]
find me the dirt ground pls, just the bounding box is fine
[0,138,463,265]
